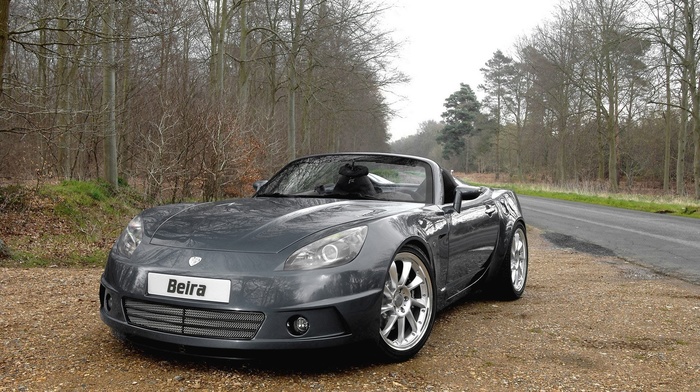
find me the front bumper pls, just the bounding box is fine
[99,274,382,355]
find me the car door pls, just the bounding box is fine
[444,190,500,298]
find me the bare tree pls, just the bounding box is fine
[0,0,402,199]
[0,0,9,95]
[102,0,117,188]
[531,3,584,184]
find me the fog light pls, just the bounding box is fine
[287,316,310,336]
[105,293,113,312]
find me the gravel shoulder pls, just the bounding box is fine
[1,228,699,391]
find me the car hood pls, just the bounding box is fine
[149,197,416,253]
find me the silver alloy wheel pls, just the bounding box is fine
[510,227,528,292]
[380,251,433,351]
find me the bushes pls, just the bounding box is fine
[0,185,32,212]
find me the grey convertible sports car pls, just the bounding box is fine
[100,153,528,361]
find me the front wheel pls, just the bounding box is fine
[375,245,435,361]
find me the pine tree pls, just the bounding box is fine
[437,83,481,160]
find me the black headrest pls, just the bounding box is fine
[339,163,369,178]
[335,164,375,195]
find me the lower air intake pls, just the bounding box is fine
[124,298,265,340]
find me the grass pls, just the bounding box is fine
[0,180,145,267]
[464,178,700,219]
[1,176,698,268]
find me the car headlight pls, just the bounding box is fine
[115,216,143,258]
[285,226,368,270]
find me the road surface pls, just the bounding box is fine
[518,195,700,284]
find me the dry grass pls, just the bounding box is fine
[460,173,700,216]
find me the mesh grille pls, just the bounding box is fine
[124,298,265,339]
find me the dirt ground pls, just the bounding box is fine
[1,228,699,391]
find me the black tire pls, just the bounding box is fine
[494,222,528,300]
[375,245,436,361]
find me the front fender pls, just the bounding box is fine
[486,190,526,279]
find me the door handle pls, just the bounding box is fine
[485,206,497,216]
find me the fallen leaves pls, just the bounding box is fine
[1,230,699,390]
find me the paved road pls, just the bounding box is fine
[518,195,700,285]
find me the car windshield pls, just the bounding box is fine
[256,155,432,203]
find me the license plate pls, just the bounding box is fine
[147,273,231,303]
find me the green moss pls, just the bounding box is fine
[7,248,108,267]
[1,180,143,268]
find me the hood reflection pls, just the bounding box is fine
[149,198,414,253]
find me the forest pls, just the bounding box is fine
[1,0,700,200]
[394,0,700,199]
[0,0,400,201]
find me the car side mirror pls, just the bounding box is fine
[452,186,484,214]
[252,180,268,192]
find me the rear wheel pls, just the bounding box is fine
[376,245,435,361]
[495,222,528,299]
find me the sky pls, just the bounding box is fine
[382,0,562,141]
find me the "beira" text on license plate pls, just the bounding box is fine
[147,273,231,303]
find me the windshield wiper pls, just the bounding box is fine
[256,192,291,198]
[258,192,379,200]
[327,193,379,200]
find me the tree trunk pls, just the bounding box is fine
[267,42,277,131]
[694,125,700,199]
[663,46,672,193]
[238,0,249,110]
[102,0,118,188]
[56,0,72,179]
[677,0,698,196]
[287,65,297,160]
[215,0,229,102]
[594,65,606,182]
[495,98,501,180]
[119,7,133,178]
[0,0,9,94]
[678,86,689,195]
[606,69,619,192]
[557,117,565,184]
[38,6,49,176]
[287,0,305,161]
